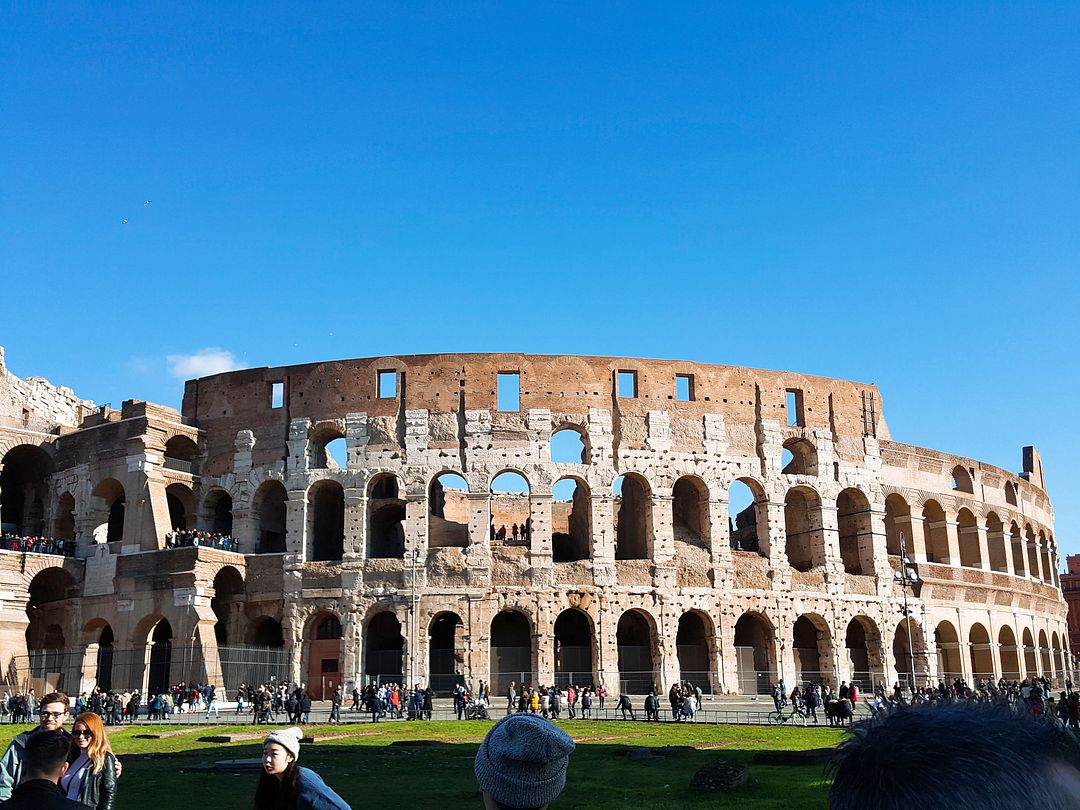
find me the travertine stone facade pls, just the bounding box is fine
[0,351,1069,697]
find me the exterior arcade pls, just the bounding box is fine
[0,349,1069,698]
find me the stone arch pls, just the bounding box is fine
[1052,632,1065,684]
[793,613,834,687]
[91,478,126,544]
[428,611,465,693]
[734,611,776,695]
[202,488,234,537]
[554,608,595,688]
[550,425,589,464]
[25,566,78,652]
[613,473,653,560]
[210,566,245,645]
[986,512,1008,573]
[1022,627,1038,678]
[672,475,709,551]
[428,471,470,549]
[163,436,199,474]
[1005,481,1018,506]
[1039,629,1052,678]
[490,470,531,548]
[781,437,817,476]
[1,444,54,536]
[1039,531,1052,585]
[82,619,115,691]
[248,617,285,647]
[883,493,911,557]
[367,473,405,559]
[165,482,196,532]
[616,608,659,694]
[784,485,824,571]
[921,500,949,564]
[676,610,716,692]
[147,617,173,695]
[934,621,962,681]
[837,488,874,575]
[893,618,929,686]
[956,508,981,569]
[951,465,973,494]
[307,479,344,561]
[490,610,533,695]
[306,612,343,700]
[253,480,288,553]
[1025,525,1039,579]
[54,491,76,541]
[728,477,767,554]
[1010,522,1025,577]
[998,625,1021,681]
[846,616,883,691]
[309,424,347,470]
[552,477,591,562]
[968,623,994,682]
[364,611,404,685]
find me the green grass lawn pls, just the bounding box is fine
[0,720,842,809]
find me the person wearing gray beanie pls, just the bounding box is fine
[254,727,352,809]
[474,714,576,809]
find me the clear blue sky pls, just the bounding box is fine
[2,4,1078,556]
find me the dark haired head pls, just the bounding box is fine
[24,729,72,779]
[829,702,1080,809]
[252,760,300,810]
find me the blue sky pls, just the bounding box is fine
[2,4,1078,554]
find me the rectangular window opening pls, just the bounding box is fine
[270,381,284,409]
[497,372,521,412]
[675,374,694,402]
[377,370,398,399]
[617,370,638,399]
[786,388,805,427]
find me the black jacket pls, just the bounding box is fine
[0,778,94,809]
[73,753,116,810]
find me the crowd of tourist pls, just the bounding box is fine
[164,529,237,552]
[0,533,73,556]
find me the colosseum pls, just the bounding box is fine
[0,348,1069,700]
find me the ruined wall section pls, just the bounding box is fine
[0,346,96,434]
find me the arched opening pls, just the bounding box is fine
[892,619,922,686]
[91,479,125,544]
[781,437,817,476]
[249,617,285,647]
[837,488,874,575]
[490,471,531,548]
[1040,629,1052,678]
[951,465,973,494]
[552,478,591,562]
[364,612,403,686]
[307,614,342,700]
[148,619,173,695]
[956,508,981,568]
[1040,532,1052,584]
[846,617,880,691]
[734,612,775,695]
[211,566,245,645]
[986,513,1008,573]
[613,474,652,560]
[308,480,344,561]
[784,486,824,571]
[428,472,469,548]
[935,621,962,681]
[1022,628,1038,678]
[95,624,115,691]
[0,445,54,536]
[728,478,766,554]
[428,612,465,693]
[617,610,657,694]
[254,480,288,553]
[1005,481,1018,506]
[204,489,234,537]
[163,436,199,474]
[676,611,714,692]
[1053,633,1065,685]
[551,427,588,464]
[1025,525,1039,579]
[672,476,709,550]
[793,614,833,687]
[1010,522,1025,577]
[166,483,195,532]
[554,609,594,688]
[310,428,347,470]
[922,500,949,564]
[884,493,911,557]
[25,567,76,687]
[968,623,994,682]
[489,611,532,695]
[999,625,1021,681]
[367,474,405,558]
[54,492,76,541]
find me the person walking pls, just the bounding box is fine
[329,688,342,724]
[506,681,517,716]
[204,685,219,719]
[61,713,117,810]
[254,728,350,810]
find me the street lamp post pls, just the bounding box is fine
[893,531,921,691]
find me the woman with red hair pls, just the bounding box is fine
[62,711,117,809]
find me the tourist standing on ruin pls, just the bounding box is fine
[254,728,350,810]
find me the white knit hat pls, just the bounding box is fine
[264,726,303,761]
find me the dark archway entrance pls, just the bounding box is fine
[255,481,288,553]
[428,612,465,694]
[0,445,53,535]
[368,476,406,558]
[734,613,775,695]
[554,609,593,688]
[307,614,342,700]
[148,619,173,695]
[365,612,404,686]
[616,610,656,694]
[614,475,651,560]
[676,611,714,692]
[308,481,344,561]
[490,611,532,695]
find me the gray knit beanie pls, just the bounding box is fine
[474,714,575,808]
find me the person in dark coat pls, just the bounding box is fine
[0,729,93,809]
[423,688,433,720]
[62,713,117,810]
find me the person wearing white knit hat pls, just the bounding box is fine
[253,727,351,810]
[474,714,576,809]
